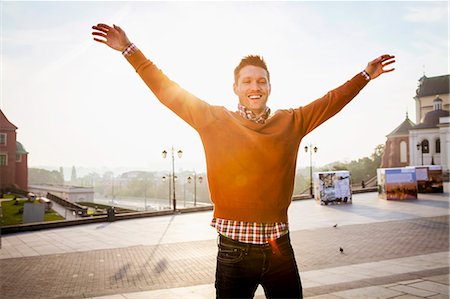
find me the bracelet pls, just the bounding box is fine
[122,43,138,57]
[361,70,371,81]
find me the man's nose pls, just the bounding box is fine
[249,81,261,90]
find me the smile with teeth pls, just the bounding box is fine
[248,95,262,99]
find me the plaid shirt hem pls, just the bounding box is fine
[211,217,289,244]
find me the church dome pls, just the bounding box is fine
[16,141,28,154]
[413,109,449,129]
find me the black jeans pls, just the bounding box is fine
[215,233,302,299]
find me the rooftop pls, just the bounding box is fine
[387,114,415,137]
[416,74,450,98]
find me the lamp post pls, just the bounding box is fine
[416,143,424,165]
[304,144,318,197]
[187,172,203,206]
[162,147,183,212]
[162,175,171,207]
[110,177,115,206]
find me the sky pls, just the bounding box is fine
[1,1,449,175]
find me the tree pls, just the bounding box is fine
[102,171,114,180]
[371,144,384,167]
[319,144,385,187]
[28,168,64,185]
[71,166,77,183]
[59,167,65,183]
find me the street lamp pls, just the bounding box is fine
[162,175,171,207]
[187,172,203,207]
[110,177,116,206]
[162,175,178,207]
[162,147,183,212]
[304,144,318,197]
[416,143,424,165]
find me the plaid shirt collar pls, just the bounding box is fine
[238,103,271,124]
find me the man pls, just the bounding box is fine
[92,23,395,299]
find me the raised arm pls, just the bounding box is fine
[298,54,396,136]
[91,23,216,131]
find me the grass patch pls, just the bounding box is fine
[1,199,64,226]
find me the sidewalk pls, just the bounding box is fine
[1,192,449,299]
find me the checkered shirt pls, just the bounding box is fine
[238,103,271,124]
[211,218,289,244]
[122,43,138,57]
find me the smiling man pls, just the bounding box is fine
[234,57,271,121]
[92,23,395,299]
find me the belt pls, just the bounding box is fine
[218,232,290,251]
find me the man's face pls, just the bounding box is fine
[233,65,271,115]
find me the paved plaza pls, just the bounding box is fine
[1,191,449,299]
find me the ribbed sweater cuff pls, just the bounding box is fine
[125,50,150,72]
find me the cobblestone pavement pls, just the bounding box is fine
[1,215,448,299]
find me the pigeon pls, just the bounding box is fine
[333,224,338,228]
[339,247,344,253]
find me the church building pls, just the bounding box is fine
[381,74,450,172]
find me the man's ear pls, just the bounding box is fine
[233,82,238,96]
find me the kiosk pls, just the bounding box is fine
[407,165,443,193]
[377,167,417,200]
[313,171,352,205]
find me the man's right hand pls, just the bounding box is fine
[92,23,131,52]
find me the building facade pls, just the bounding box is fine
[381,114,415,168]
[409,97,449,167]
[0,109,29,191]
[414,75,450,123]
[381,75,450,172]
[28,184,94,203]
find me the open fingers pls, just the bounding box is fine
[92,24,113,35]
[383,68,395,73]
[93,37,107,44]
[382,58,395,73]
[94,23,112,31]
[92,31,108,43]
[375,54,395,64]
[113,24,123,32]
[92,31,107,38]
[382,59,395,67]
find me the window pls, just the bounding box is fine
[0,154,7,166]
[436,139,441,154]
[0,133,6,145]
[16,153,22,162]
[400,141,407,163]
[421,140,429,153]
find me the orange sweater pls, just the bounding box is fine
[127,51,368,223]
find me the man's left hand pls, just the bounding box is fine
[365,54,395,80]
